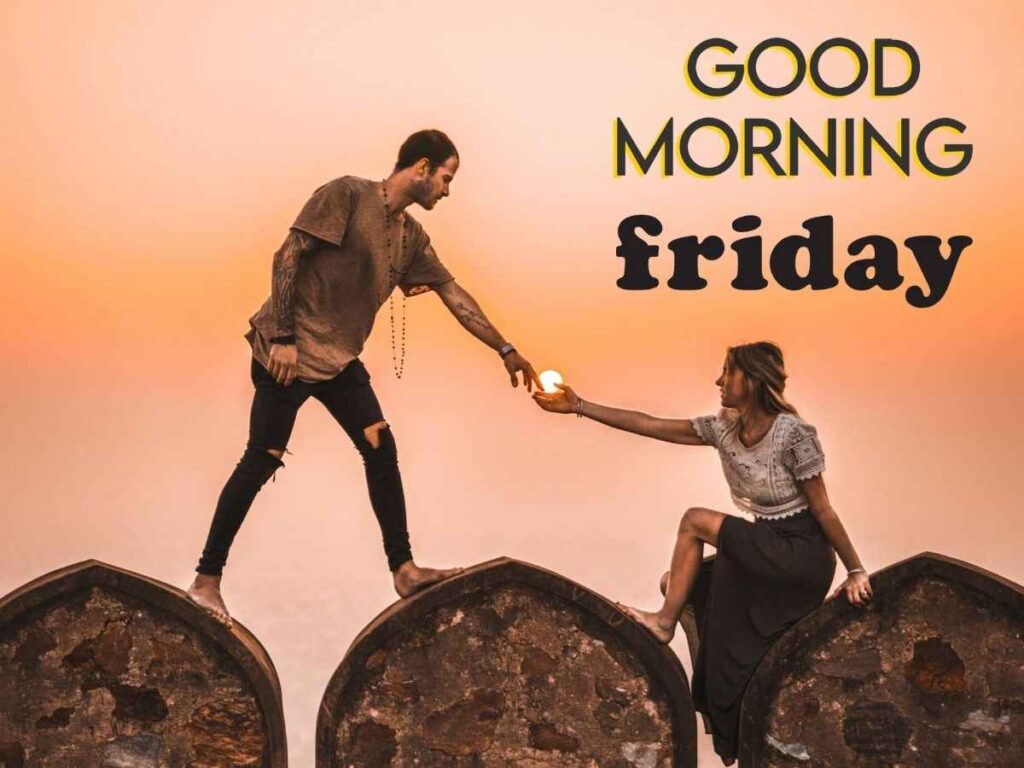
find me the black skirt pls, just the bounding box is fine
[691,510,836,763]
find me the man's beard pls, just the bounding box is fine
[411,176,435,208]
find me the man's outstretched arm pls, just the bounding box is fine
[268,229,322,386]
[434,280,540,390]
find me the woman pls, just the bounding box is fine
[532,342,872,766]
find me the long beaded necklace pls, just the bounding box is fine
[381,180,407,379]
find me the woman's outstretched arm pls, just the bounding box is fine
[801,474,873,607]
[532,384,708,446]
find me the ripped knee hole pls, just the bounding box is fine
[363,420,390,449]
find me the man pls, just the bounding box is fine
[187,129,539,626]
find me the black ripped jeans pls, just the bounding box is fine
[195,357,412,576]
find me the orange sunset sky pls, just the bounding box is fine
[2,2,1022,765]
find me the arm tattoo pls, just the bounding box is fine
[271,230,318,336]
[454,301,494,332]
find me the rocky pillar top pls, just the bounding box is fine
[0,560,287,768]
[317,557,697,768]
[739,552,1024,767]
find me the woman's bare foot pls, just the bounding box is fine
[618,603,675,644]
[186,574,233,628]
[393,561,464,598]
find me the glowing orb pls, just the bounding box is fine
[539,369,563,393]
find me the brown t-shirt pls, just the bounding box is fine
[246,176,454,381]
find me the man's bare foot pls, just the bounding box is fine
[186,574,233,628]
[618,603,675,644]
[393,561,464,598]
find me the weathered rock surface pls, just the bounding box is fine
[739,552,1024,767]
[0,560,287,767]
[317,557,697,767]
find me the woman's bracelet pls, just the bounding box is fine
[847,567,866,575]
[574,397,585,418]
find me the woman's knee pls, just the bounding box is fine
[679,507,706,534]
[679,507,723,543]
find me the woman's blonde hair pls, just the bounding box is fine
[728,341,798,416]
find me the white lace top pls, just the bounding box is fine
[691,409,826,519]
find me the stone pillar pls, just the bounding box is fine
[317,557,697,767]
[739,552,1024,767]
[0,560,287,768]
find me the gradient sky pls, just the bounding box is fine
[2,2,1021,765]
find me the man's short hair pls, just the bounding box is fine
[395,129,458,172]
